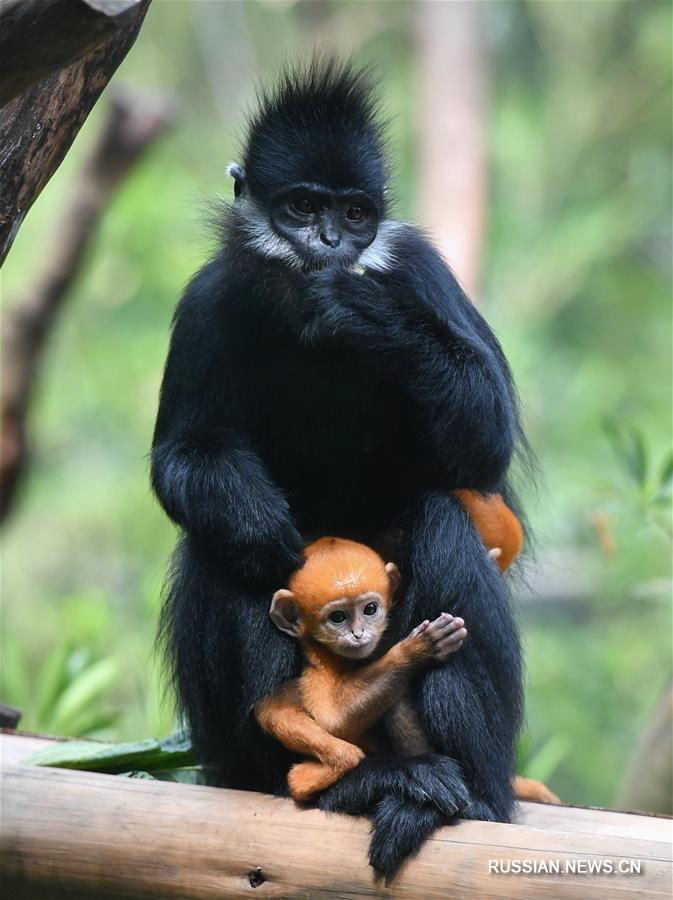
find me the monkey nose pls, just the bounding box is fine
[320,230,341,249]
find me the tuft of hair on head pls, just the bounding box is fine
[289,537,393,614]
[241,56,389,213]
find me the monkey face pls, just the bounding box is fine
[268,186,379,270]
[312,592,389,659]
[270,538,400,660]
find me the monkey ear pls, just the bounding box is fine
[384,562,401,594]
[270,589,302,637]
[226,162,246,198]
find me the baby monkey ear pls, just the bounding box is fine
[384,562,401,594]
[270,589,302,637]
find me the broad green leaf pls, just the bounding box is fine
[26,731,194,773]
[44,658,118,735]
[659,450,673,489]
[121,766,207,785]
[62,709,121,738]
[35,644,72,726]
[628,428,647,486]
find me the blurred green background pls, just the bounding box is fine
[1,0,671,808]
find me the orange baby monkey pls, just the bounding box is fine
[255,537,467,801]
[256,492,559,806]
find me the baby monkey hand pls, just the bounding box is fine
[407,613,467,663]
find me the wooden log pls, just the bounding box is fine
[0,0,144,105]
[1,733,671,899]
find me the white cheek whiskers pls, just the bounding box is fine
[237,197,304,269]
[355,219,403,274]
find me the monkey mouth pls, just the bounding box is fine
[301,255,356,273]
[339,638,376,658]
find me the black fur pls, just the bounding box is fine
[153,60,525,875]
[243,59,387,212]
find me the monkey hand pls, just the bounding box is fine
[300,267,396,344]
[406,613,467,664]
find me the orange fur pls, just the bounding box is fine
[257,538,466,800]
[453,490,523,571]
[257,531,529,804]
[289,537,391,614]
[513,775,560,804]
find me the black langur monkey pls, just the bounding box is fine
[153,60,526,874]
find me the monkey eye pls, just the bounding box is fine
[289,197,316,216]
[345,204,367,222]
[363,602,378,616]
[328,610,348,624]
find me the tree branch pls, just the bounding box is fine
[0,89,174,522]
[0,0,151,267]
[415,0,488,301]
[0,0,145,106]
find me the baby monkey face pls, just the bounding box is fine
[313,592,388,659]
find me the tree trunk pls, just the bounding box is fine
[0,0,151,267]
[0,0,145,106]
[415,0,488,301]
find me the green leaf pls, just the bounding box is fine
[524,734,571,783]
[25,731,194,773]
[121,766,208,785]
[62,709,121,738]
[628,428,648,486]
[44,658,118,735]
[603,419,648,485]
[659,450,673,489]
[35,644,72,726]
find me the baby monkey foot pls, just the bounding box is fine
[288,747,365,801]
[410,613,467,662]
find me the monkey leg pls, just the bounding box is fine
[399,492,523,823]
[384,694,434,756]
[161,537,302,793]
[256,691,365,801]
[288,760,358,801]
[513,775,560,804]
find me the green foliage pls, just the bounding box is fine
[24,731,211,784]
[517,733,571,785]
[2,637,120,737]
[603,419,673,532]
[25,731,193,772]
[1,0,671,808]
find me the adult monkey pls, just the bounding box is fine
[153,60,527,874]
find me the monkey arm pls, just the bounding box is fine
[302,235,517,489]
[255,685,364,770]
[151,263,303,582]
[315,623,459,742]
